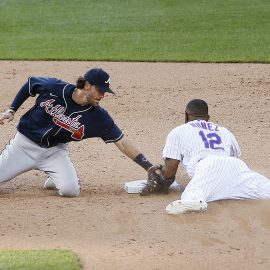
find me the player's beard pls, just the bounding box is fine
[84,87,104,106]
[92,99,101,106]
[85,93,99,106]
[89,95,102,106]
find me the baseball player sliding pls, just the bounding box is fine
[0,68,155,196]
[141,99,270,214]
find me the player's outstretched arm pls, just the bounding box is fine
[0,78,39,126]
[114,136,153,171]
[0,109,15,125]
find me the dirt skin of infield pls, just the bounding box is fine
[0,61,270,270]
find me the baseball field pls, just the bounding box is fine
[0,1,270,270]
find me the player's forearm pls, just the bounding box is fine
[133,153,153,171]
[9,81,31,112]
[115,136,140,158]
[161,158,180,180]
[114,137,153,171]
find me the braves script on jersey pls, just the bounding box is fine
[11,77,123,147]
[163,119,270,202]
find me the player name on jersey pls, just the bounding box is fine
[189,120,220,132]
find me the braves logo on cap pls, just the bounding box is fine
[84,68,114,94]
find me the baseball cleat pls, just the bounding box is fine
[165,199,207,214]
[43,178,56,190]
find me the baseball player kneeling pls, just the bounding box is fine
[0,68,155,197]
[141,99,270,214]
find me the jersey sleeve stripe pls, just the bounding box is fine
[28,77,36,97]
[62,84,68,112]
[104,133,124,143]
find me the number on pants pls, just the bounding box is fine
[199,131,225,150]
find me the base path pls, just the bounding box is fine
[0,61,269,270]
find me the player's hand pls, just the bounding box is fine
[140,164,175,196]
[0,109,15,125]
[147,164,162,182]
[140,164,163,196]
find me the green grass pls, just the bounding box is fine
[0,249,82,270]
[0,0,269,62]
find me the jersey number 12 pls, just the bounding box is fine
[199,131,225,151]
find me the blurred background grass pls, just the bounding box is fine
[0,0,269,61]
[0,249,82,270]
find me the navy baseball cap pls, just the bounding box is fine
[84,68,114,94]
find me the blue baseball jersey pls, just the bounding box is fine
[10,77,123,148]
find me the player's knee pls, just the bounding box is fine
[59,183,80,197]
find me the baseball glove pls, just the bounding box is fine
[140,165,174,196]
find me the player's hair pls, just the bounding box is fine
[76,76,86,89]
[186,99,208,116]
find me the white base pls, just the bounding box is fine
[125,179,182,194]
[166,199,207,214]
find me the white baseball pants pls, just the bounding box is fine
[181,155,270,202]
[0,132,80,197]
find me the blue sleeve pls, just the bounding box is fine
[9,77,47,112]
[96,108,124,143]
[9,77,60,112]
[101,123,124,143]
[10,80,31,112]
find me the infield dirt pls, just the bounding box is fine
[0,61,269,270]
